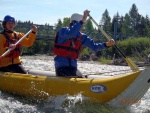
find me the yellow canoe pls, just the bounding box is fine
[0,68,150,107]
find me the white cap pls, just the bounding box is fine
[70,13,83,23]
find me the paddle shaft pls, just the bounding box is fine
[0,29,32,58]
[88,15,127,58]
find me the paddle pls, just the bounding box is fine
[88,14,139,72]
[0,29,32,59]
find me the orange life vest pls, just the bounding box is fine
[53,33,82,60]
[2,32,22,58]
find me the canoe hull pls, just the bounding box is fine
[109,68,150,107]
[1,69,149,105]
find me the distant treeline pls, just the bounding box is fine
[0,3,150,62]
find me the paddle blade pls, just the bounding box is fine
[125,58,139,71]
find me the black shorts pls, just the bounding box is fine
[0,64,26,74]
[56,66,77,76]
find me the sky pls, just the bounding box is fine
[0,0,150,27]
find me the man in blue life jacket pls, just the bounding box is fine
[53,9,115,77]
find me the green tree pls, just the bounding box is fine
[84,18,94,31]
[83,18,95,39]
[129,3,141,35]
[62,17,70,27]
[121,13,133,39]
[100,9,111,33]
[112,12,123,40]
[143,15,150,36]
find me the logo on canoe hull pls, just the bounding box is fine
[90,85,107,93]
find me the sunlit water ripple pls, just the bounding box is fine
[0,55,149,113]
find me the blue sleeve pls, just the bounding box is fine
[81,33,107,51]
[57,22,82,44]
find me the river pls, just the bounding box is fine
[0,55,149,113]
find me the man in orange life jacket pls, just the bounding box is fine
[0,15,37,73]
[53,9,115,77]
